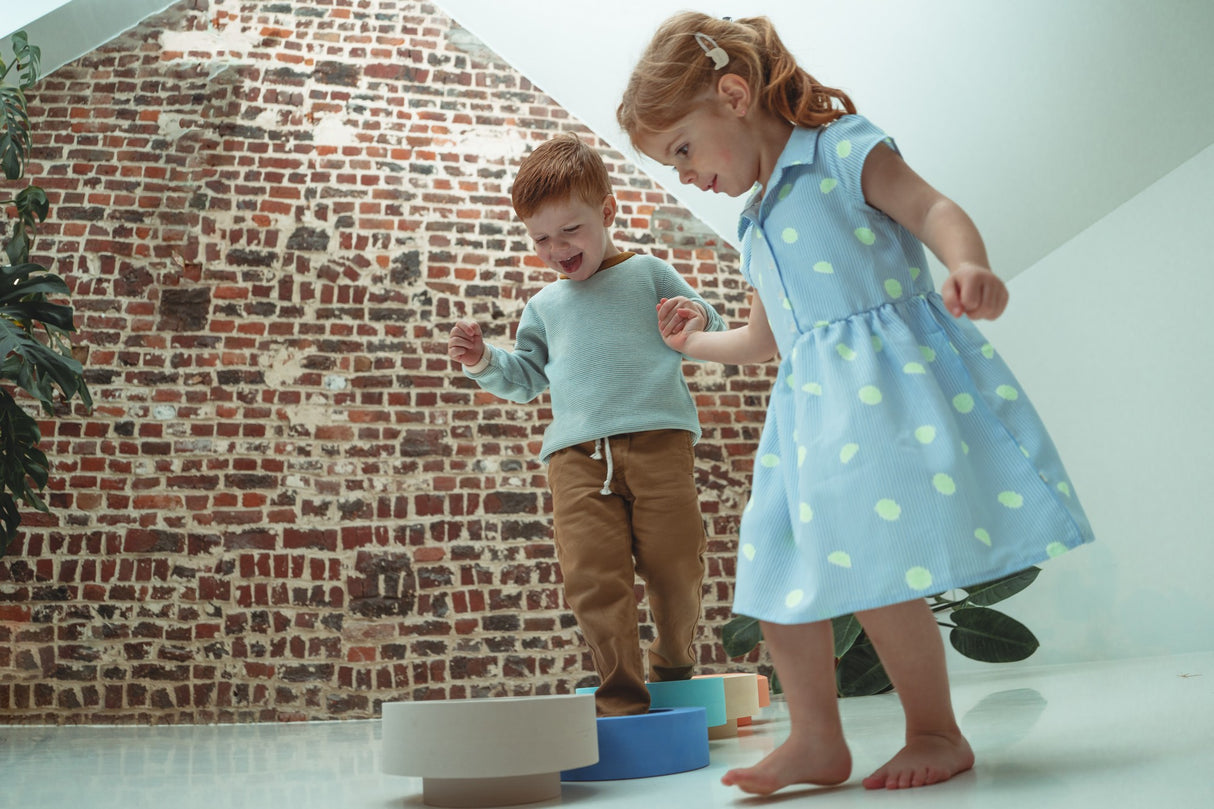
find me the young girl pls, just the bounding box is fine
[618,12,1094,795]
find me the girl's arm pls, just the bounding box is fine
[657,291,778,364]
[861,144,1008,320]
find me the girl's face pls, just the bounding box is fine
[634,75,781,198]
[636,101,758,198]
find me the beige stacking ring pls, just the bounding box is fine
[381,694,598,807]
[693,673,761,739]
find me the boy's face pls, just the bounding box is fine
[523,194,619,282]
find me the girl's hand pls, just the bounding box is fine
[941,265,1009,320]
[448,319,486,366]
[657,297,707,352]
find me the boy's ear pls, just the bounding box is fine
[601,194,617,226]
[716,73,751,117]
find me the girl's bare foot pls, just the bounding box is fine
[721,734,851,796]
[862,731,974,790]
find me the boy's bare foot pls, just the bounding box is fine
[861,731,974,790]
[721,734,851,796]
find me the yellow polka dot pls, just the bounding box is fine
[903,362,926,375]
[981,343,995,359]
[962,442,970,455]
[858,386,882,405]
[875,499,901,521]
[785,589,805,608]
[802,382,822,396]
[742,543,756,560]
[884,279,903,298]
[836,344,856,361]
[909,266,921,281]
[820,178,838,194]
[828,551,852,568]
[836,140,852,158]
[813,260,834,274]
[782,227,798,244]
[799,503,814,523]
[953,393,975,414]
[782,297,792,310]
[933,473,957,495]
[855,227,876,245]
[744,498,755,513]
[905,566,933,590]
[798,445,807,466]
[872,336,883,352]
[1046,542,1068,558]
[914,425,936,444]
[996,385,1019,401]
[778,183,793,200]
[998,491,1024,508]
[1057,481,1072,498]
[761,454,781,468]
[919,346,936,362]
[974,528,992,546]
[785,374,796,389]
[840,443,859,464]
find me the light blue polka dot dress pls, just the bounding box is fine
[733,115,1095,624]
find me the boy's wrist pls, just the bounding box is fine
[464,349,490,375]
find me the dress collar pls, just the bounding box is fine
[738,126,824,239]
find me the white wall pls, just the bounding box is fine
[437,0,1214,279]
[949,142,1214,670]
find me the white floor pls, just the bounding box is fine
[3,652,1212,808]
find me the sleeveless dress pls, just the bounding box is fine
[732,115,1094,624]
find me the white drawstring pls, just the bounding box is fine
[590,437,614,496]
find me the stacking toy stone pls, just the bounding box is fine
[560,706,709,781]
[642,678,728,727]
[693,673,761,739]
[737,674,771,727]
[381,694,597,807]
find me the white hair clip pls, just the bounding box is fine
[694,32,729,70]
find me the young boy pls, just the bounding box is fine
[446,132,726,716]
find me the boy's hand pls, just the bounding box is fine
[941,265,1008,320]
[657,297,707,352]
[448,320,486,366]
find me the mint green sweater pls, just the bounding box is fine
[467,253,726,461]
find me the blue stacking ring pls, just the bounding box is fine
[560,707,710,781]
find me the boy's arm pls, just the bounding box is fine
[465,306,551,403]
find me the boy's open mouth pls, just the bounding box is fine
[560,255,582,274]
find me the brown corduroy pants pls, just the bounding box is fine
[548,429,708,716]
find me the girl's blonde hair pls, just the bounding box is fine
[617,12,856,145]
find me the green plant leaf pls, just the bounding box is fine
[12,32,41,87]
[1,86,31,181]
[836,641,892,697]
[961,567,1041,607]
[721,614,763,659]
[831,613,863,659]
[948,607,1039,663]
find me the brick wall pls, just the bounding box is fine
[0,0,776,724]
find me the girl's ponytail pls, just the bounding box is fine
[746,16,855,128]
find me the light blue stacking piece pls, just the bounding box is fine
[560,707,709,781]
[575,678,728,727]
[645,678,728,727]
